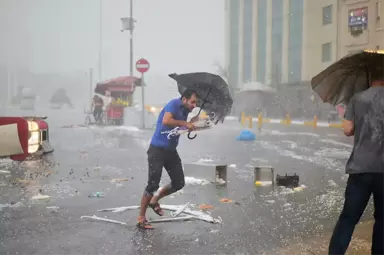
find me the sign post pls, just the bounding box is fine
[135,58,150,129]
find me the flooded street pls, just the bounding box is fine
[0,109,370,255]
[1,1,383,254]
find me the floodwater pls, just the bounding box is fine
[0,108,372,254]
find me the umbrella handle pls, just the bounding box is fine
[187,131,197,140]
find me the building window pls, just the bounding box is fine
[322,42,332,62]
[322,5,332,25]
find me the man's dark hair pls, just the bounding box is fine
[181,89,198,99]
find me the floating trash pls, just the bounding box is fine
[171,202,190,217]
[220,198,233,204]
[255,181,273,186]
[88,192,105,198]
[293,185,306,192]
[276,173,300,188]
[199,204,214,210]
[97,204,222,224]
[31,193,50,200]
[328,180,338,187]
[46,206,60,212]
[185,176,210,185]
[215,177,226,185]
[0,202,25,210]
[110,178,129,183]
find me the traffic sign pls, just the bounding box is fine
[136,58,150,73]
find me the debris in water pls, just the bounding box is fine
[328,180,338,187]
[110,178,129,183]
[255,181,273,186]
[293,185,306,192]
[46,206,60,212]
[276,173,300,188]
[31,193,50,200]
[81,215,127,225]
[215,177,226,185]
[185,176,210,185]
[220,198,233,204]
[0,202,25,210]
[88,192,105,198]
[98,204,222,224]
[149,216,194,223]
[199,204,214,210]
[171,202,190,217]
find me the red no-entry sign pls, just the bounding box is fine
[136,58,150,73]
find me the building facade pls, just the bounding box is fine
[225,0,384,89]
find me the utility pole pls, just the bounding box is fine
[98,0,103,82]
[129,0,133,77]
[120,0,135,106]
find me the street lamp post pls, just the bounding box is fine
[98,0,103,82]
[121,0,136,106]
[129,0,133,77]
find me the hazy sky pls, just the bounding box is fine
[0,0,224,104]
[1,0,225,79]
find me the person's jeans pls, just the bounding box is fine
[329,173,383,255]
[93,107,103,122]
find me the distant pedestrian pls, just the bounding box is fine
[328,72,384,255]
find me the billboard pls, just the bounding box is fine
[348,7,368,28]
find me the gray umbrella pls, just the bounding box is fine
[169,72,233,123]
[311,50,384,106]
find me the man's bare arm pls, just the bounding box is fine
[343,119,354,136]
[162,112,189,127]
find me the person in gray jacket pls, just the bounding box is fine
[328,71,384,255]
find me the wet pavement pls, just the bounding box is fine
[0,108,373,254]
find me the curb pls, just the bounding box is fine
[226,116,343,129]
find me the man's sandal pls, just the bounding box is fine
[137,217,154,229]
[148,202,164,216]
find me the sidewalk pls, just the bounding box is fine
[264,221,373,255]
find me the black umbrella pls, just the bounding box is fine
[311,50,384,106]
[169,72,233,139]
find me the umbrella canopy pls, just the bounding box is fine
[311,49,384,106]
[169,72,233,123]
[94,76,142,95]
